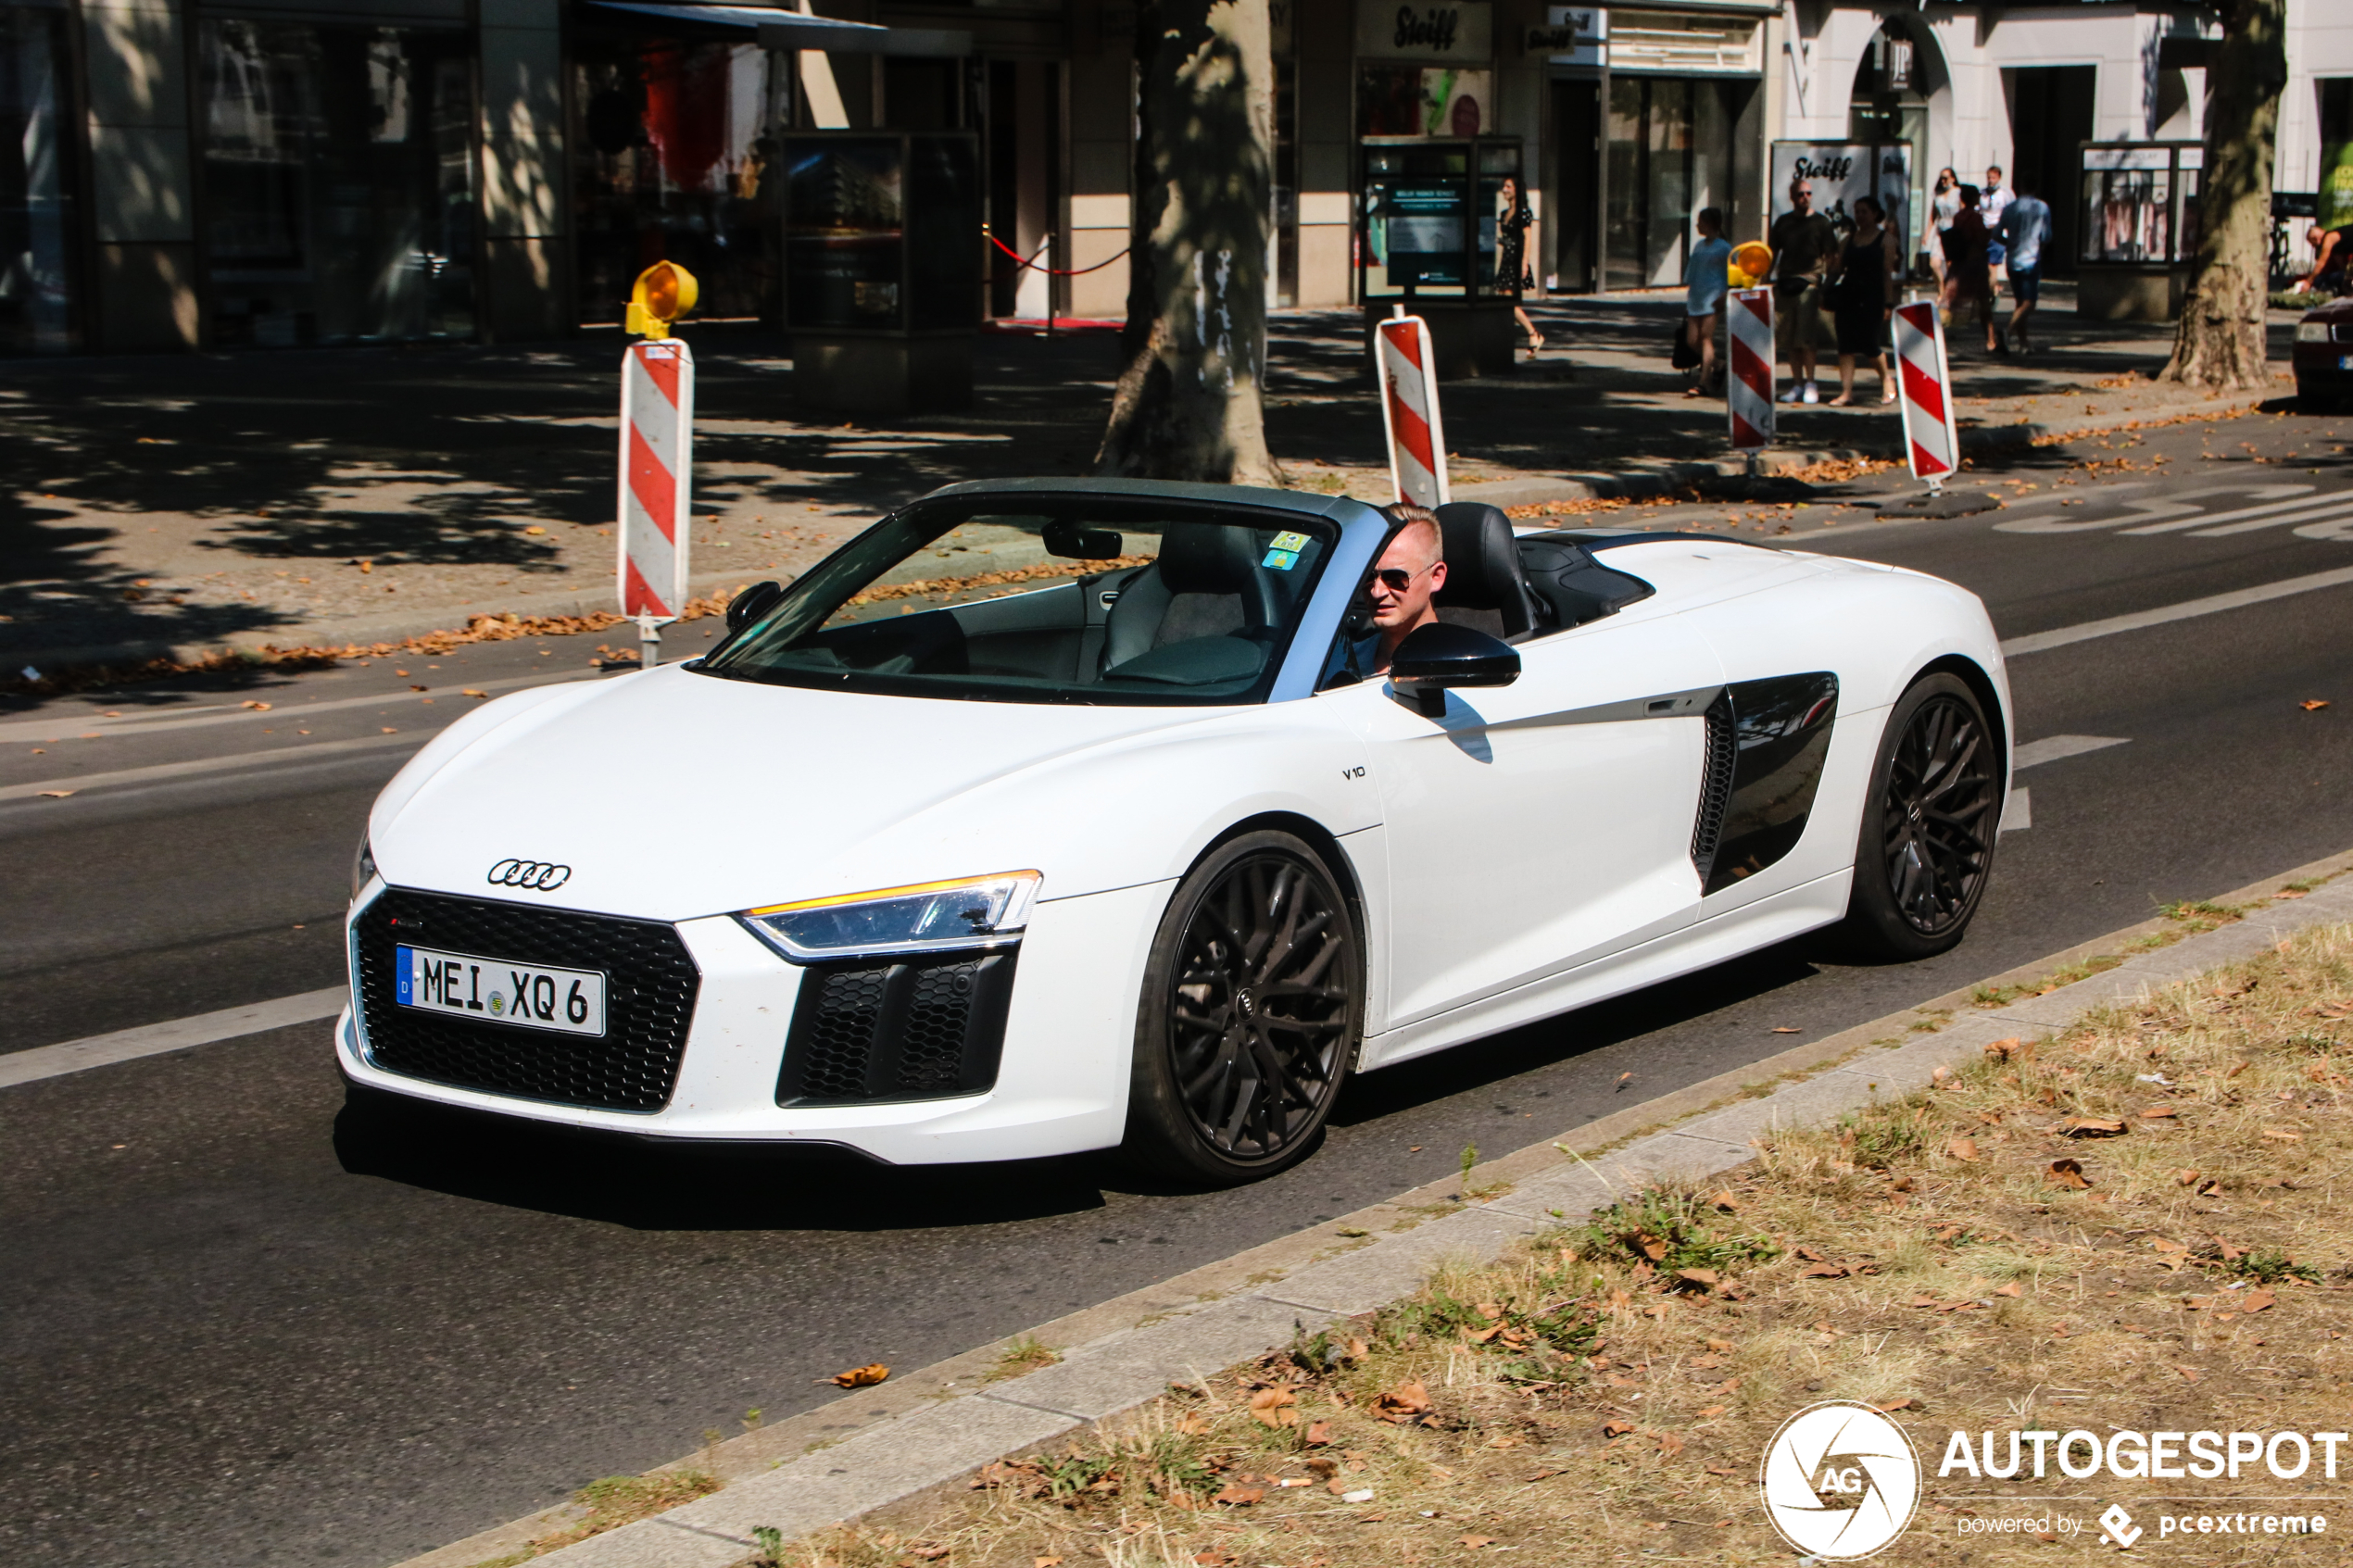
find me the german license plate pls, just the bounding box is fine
[395,944,607,1036]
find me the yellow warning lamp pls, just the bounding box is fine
[1729,242,1773,288]
[626,261,698,339]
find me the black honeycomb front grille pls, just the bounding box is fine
[779,949,1016,1106]
[1690,692,1737,884]
[353,887,700,1112]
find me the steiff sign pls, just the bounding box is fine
[1357,1,1492,60]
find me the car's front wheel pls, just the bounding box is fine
[1119,831,1363,1185]
[1838,671,2002,960]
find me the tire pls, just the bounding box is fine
[1837,671,2003,960]
[1119,830,1364,1185]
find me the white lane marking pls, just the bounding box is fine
[2189,497,2353,538]
[2001,786,2030,834]
[0,985,347,1090]
[1995,483,2305,535]
[2113,485,2323,535]
[0,669,588,745]
[0,729,423,802]
[1999,565,2353,658]
[2012,734,2130,770]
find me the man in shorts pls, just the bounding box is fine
[1982,166,2012,299]
[1767,179,1837,404]
[1997,178,2053,356]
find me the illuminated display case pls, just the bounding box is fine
[780,132,980,410]
[1359,135,1523,377]
[2075,141,2201,321]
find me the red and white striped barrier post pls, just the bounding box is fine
[1727,287,1774,459]
[1892,298,1959,495]
[617,336,694,666]
[1375,308,1449,508]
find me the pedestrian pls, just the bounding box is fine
[1996,177,2053,356]
[1494,175,1542,357]
[1682,206,1732,396]
[1826,194,1900,405]
[1941,184,1997,353]
[1981,166,2011,301]
[2291,220,2351,297]
[1767,178,1837,405]
[1929,168,1960,292]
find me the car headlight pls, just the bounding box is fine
[2297,321,2332,343]
[740,871,1041,961]
[351,834,378,901]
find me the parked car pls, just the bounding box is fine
[2294,295,2353,411]
[338,481,2011,1185]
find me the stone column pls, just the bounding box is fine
[479,0,569,339]
[83,0,198,349]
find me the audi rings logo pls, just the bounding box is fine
[487,859,572,892]
[1760,1401,1921,1560]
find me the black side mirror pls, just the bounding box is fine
[1043,521,1125,559]
[724,580,785,633]
[1388,621,1519,716]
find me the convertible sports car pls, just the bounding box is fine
[339,480,2009,1185]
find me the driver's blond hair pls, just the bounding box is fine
[1380,503,1442,570]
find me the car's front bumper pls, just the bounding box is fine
[336,879,1169,1163]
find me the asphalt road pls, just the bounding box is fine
[6,408,2353,1568]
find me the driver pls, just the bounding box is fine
[1360,504,1449,674]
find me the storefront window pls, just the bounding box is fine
[201,18,474,346]
[1605,76,1731,291]
[0,6,75,352]
[573,33,788,327]
[2080,144,2201,265]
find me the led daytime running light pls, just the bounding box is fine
[740,871,1041,961]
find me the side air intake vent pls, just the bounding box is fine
[778,949,1017,1106]
[1690,692,1738,884]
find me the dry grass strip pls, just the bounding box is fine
[747,922,2353,1568]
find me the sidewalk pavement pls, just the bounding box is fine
[397,847,2353,1568]
[0,293,2294,683]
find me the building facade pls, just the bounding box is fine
[5,0,2349,355]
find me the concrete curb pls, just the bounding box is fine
[397,845,2353,1568]
[10,392,2259,683]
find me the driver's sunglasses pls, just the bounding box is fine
[1372,563,1431,593]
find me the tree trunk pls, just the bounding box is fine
[2159,0,2287,393]
[1094,0,1279,485]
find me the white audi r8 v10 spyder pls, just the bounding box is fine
[340,480,2009,1185]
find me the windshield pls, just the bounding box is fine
[696,496,1337,705]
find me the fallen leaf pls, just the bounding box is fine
[1984,1036,2022,1060]
[2142,1105,2178,1120]
[1705,1462,1735,1475]
[2047,1158,2093,1189]
[2227,1060,2250,1078]
[1887,1174,1914,1193]
[1303,1421,1331,1448]
[1801,1262,1851,1279]
[241,700,272,710]
[1994,1281,2023,1298]
[1373,1381,1434,1424]
[1708,1189,1743,1211]
[1213,1483,1265,1507]
[1248,1386,1300,1427]
[522,524,547,535]
[2064,1116,2127,1137]
[358,559,372,573]
[1699,1407,1728,1420]
[2241,1289,2278,1313]
[1794,1245,1828,1261]
[1876,1398,1919,1412]
[828,1363,889,1388]
[380,726,397,734]
[1602,1420,1635,1437]
[1458,1537,1498,1549]
[1946,1136,1980,1162]
[2175,1364,2202,1382]
[1036,1558,1063,1568]
[1655,1431,1686,1458]
[36,789,73,797]
[1674,1267,1719,1292]
[1617,1072,1633,1087]
[1770,1026,1799,1034]
[2300,699,2330,711]
[462,688,488,698]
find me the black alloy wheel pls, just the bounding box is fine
[1121,831,1362,1185]
[1840,671,2001,960]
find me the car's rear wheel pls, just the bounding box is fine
[1838,671,2002,960]
[1120,831,1362,1185]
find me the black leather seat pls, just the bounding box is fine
[1432,502,1546,642]
[1102,526,1283,670]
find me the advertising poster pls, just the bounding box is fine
[2324,142,2353,232]
[1770,142,1914,262]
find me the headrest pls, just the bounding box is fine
[1432,502,1538,638]
[1157,525,1265,596]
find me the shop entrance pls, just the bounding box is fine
[1604,75,1734,291]
[2007,66,2095,279]
[1550,80,1599,293]
[199,16,476,346]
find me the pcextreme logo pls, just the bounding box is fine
[1759,1401,1923,1560]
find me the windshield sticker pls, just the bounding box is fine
[1268,530,1311,552]
[1262,547,1301,571]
